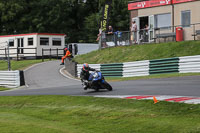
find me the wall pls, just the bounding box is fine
[64,58,77,77]
[129,1,200,41]
[0,34,65,58]
[174,1,200,40]
[0,34,37,58]
[137,5,172,17]
[37,35,65,56]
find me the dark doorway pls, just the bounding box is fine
[139,16,149,43]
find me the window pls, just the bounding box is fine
[8,39,14,47]
[28,38,33,46]
[52,38,62,46]
[40,37,49,46]
[155,13,171,28]
[181,10,190,27]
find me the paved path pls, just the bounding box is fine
[1,60,200,104]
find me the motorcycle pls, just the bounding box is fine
[82,71,112,91]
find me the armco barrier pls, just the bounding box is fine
[75,55,200,78]
[179,55,200,73]
[149,57,179,74]
[123,60,149,77]
[100,63,123,77]
[0,70,23,88]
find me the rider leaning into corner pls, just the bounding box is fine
[80,63,96,90]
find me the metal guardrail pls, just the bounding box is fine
[101,63,123,77]
[123,60,149,77]
[0,70,21,88]
[76,55,200,78]
[149,57,179,74]
[179,55,200,73]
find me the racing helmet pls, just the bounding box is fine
[83,63,89,71]
[64,48,68,51]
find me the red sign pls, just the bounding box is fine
[173,0,195,4]
[128,0,196,10]
[128,0,172,10]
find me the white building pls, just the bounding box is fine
[0,33,66,58]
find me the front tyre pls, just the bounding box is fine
[102,81,112,91]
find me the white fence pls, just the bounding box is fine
[0,71,21,88]
[179,55,200,73]
[123,60,149,77]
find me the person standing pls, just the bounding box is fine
[60,48,71,65]
[131,21,137,44]
[107,25,113,34]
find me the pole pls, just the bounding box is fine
[7,41,11,71]
[171,0,175,33]
[42,48,44,62]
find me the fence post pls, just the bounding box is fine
[7,42,11,71]
[49,48,51,60]
[193,24,196,41]
[42,48,44,62]
[17,47,19,61]
[35,47,37,59]
[5,48,7,58]
[57,48,58,59]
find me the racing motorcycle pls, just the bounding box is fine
[82,71,112,91]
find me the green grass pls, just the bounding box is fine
[0,59,51,71]
[0,96,200,133]
[74,41,200,64]
[106,72,200,81]
[0,87,11,91]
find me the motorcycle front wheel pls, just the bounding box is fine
[102,81,112,91]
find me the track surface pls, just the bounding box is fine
[0,61,200,98]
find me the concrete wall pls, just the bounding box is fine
[174,1,200,40]
[138,5,172,17]
[64,58,77,77]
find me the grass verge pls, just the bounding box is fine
[0,87,11,91]
[0,95,200,133]
[105,72,200,82]
[0,59,50,71]
[74,41,200,64]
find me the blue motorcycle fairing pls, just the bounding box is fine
[88,72,102,81]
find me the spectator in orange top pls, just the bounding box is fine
[60,48,71,65]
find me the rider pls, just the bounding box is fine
[80,63,96,90]
[60,48,71,65]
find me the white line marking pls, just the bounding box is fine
[93,95,200,104]
[59,67,81,82]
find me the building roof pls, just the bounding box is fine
[0,33,66,38]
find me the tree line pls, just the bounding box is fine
[0,0,131,43]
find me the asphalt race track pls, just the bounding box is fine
[0,60,200,97]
